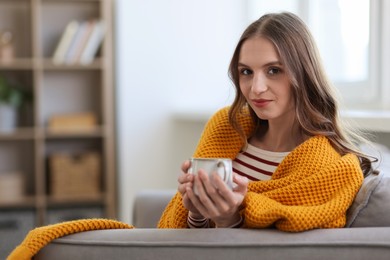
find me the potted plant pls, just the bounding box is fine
[0,75,30,132]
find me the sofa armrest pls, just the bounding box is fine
[132,189,176,228]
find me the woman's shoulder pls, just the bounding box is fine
[193,106,244,158]
[202,107,234,135]
[292,135,360,165]
[294,135,334,154]
[207,106,252,128]
[208,106,230,122]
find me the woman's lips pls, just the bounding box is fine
[251,99,272,108]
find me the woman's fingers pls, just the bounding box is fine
[177,160,194,194]
[208,172,244,214]
[191,171,229,217]
[185,170,249,227]
[178,171,194,184]
[232,173,249,193]
[186,173,214,218]
[181,160,191,172]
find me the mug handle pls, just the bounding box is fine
[187,158,194,174]
[216,160,228,181]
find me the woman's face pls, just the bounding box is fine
[238,36,295,123]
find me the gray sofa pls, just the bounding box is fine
[34,144,390,260]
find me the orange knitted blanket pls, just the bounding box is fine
[158,107,364,231]
[7,218,133,260]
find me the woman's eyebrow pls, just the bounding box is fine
[264,61,283,66]
[238,61,283,67]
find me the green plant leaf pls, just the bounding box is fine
[0,77,8,99]
[0,75,31,107]
[8,89,23,107]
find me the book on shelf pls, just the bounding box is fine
[71,20,95,64]
[52,19,105,65]
[79,19,105,65]
[64,21,90,64]
[52,20,79,64]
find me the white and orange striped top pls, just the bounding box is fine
[233,144,290,181]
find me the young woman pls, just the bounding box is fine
[158,12,375,232]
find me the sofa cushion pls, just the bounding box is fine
[346,143,390,227]
[133,189,176,228]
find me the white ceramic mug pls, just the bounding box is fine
[188,158,233,195]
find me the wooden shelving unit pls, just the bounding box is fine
[0,0,116,257]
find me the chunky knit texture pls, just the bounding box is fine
[7,218,133,260]
[158,107,364,231]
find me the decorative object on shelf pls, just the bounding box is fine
[0,29,14,62]
[49,152,101,199]
[0,171,25,202]
[48,112,97,132]
[52,19,105,65]
[0,103,17,132]
[0,75,31,132]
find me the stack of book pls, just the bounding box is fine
[52,19,105,65]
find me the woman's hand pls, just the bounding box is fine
[177,160,203,217]
[185,171,248,227]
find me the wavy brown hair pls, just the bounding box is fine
[228,12,375,176]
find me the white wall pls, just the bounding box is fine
[115,0,247,223]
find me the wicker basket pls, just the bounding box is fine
[49,152,101,199]
[0,171,25,202]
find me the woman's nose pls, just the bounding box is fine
[251,74,268,94]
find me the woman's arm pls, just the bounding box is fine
[243,153,364,232]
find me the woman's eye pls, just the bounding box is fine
[240,69,252,75]
[268,67,280,75]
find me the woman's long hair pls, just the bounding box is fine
[228,12,375,176]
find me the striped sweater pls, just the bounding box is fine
[233,143,289,181]
[158,106,364,232]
